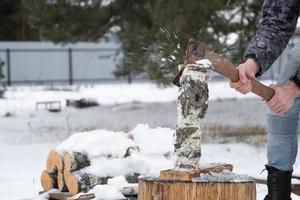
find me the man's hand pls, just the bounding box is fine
[266,81,300,115]
[230,58,260,94]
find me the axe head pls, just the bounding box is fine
[172,38,207,87]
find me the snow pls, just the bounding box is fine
[195,59,212,68]
[58,124,175,177]
[2,140,300,199]
[55,130,135,158]
[130,124,174,155]
[0,81,273,116]
[0,81,292,200]
[193,172,255,183]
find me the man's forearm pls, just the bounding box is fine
[244,0,300,76]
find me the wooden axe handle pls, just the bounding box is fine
[207,52,275,101]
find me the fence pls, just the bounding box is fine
[0,46,120,86]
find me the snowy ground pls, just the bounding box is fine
[2,142,300,200]
[1,81,300,200]
[0,81,270,116]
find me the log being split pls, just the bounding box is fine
[41,170,58,191]
[174,39,208,169]
[64,152,90,172]
[66,171,109,194]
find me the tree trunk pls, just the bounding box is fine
[63,152,90,172]
[66,171,109,194]
[58,171,68,192]
[138,174,256,200]
[41,170,58,191]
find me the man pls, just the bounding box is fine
[230,0,300,199]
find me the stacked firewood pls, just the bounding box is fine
[41,148,139,195]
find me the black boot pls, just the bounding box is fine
[264,165,292,200]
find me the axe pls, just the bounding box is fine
[172,39,275,101]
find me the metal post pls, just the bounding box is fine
[6,49,11,86]
[68,48,73,85]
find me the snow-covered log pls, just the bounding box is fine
[64,152,90,172]
[58,171,68,192]
[66,171,109,194]
[40,170,58,191]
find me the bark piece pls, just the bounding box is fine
[41,170,58,191]
[48,192,72,200]
[160,163,233,181]
[64,152,90,172]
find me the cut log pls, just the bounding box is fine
[66,171,109,194]
[139,173,256,200]
[46,150,58,173]
[64,170,72,187]
[64,152,90,172]
[55,152,64,172]
[58,171,68,192]
[46,150,64,173]
[41,170,58,191]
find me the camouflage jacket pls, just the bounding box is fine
[244,0,300,87]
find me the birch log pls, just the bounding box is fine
[66,171,109,194]
[64,152,90,172]
[58,171,68,192]
[46,150,58,173]
[41,170,58,191]
[174,39,209,169]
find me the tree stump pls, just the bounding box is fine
[138,172,256,200]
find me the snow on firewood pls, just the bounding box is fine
[130,124,174,155]
[55,130,136,158]
[38,124,175,199]
[89,176,137,200]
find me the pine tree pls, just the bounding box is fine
[0,0,39,40]
[22,0,263,85]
